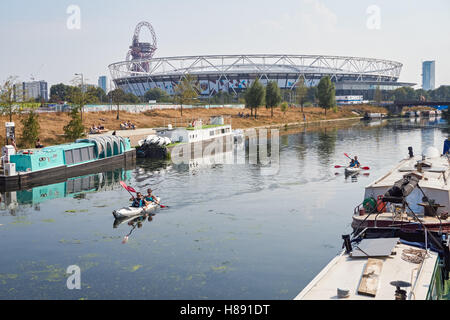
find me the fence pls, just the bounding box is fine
[40,104,245,114]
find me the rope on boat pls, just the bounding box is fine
[401,248,426,264]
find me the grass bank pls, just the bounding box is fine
[0,104,387,148]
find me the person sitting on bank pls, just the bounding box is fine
[90,124,99,134]
[127,120,135,130]
[98,123,105,130]
[144,188,160,205]
[35,138,44,148]
[130,192,145,208]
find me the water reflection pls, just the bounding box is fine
[0,118,447,300]
[0,168,133,214]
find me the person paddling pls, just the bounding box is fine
[130,192,145,208]
[144,188,160,205]
[350,156,360,168]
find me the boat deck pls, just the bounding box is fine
[352,212,450,232]
[295,242,438,300]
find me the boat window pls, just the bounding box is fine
[88,146,95,159]
[65,150,74,165]
[81,147,89,162]
[73,148,82,163]
[221,129,225,134]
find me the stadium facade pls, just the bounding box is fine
[109,54,413,100]
[108,23,413,101]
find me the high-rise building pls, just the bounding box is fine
[14,81,48,101]
[422,61,435,91]
[98,76,107,93]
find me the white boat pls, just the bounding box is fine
[345,166,361,175]
[295,228,450,300]
[112,197,160,219]
[352,145,450,233]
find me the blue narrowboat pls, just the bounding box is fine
[0,136,135,192]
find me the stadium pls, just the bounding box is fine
[109,22,414,100]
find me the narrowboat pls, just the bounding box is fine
[136,116,236,159]
[295,227,450,300]
[0,136,136,192]
[352,144,450,233]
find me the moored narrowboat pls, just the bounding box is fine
[0,136,136,192]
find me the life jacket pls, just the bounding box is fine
[132,199,142,208]
[377,195,386,213]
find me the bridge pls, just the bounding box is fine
[386,101,449,114]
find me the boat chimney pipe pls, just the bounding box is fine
[342,235,352,254]
[408,147,414,158]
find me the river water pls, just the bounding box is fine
[0,117,447,299]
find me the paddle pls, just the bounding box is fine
[342,153,370,170]
[120,181,135,198]
[334,165,370,170]
[119,181,169,208]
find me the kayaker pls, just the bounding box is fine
[353,156,360,168]
[349,159,355,167]
[145,188,160,205]
[130,192,145,208]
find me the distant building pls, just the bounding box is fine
[14,81,48,102]
[422,61,435,91]
[98,76,107,93]
[335,95,364,105]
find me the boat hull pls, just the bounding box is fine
[113,199,160,219]
[0,149,136,192]
[345,167,361,175]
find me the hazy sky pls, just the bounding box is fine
[1,0,449,89]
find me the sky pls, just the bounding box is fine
[0,0,449,89]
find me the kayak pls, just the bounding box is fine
[112,197,160,219]
[345,166,361,175]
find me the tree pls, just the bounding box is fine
[374,85,382,105]
[20,110,40,148]
[124,92,140,104]
[0,76,23,122]
[86,86,107,104]
[244,79,265,119]
[63,106,85,140]
[307,86,318,105]
[265,81,282,117]
[317,76,335,116]
[173,74,199,117]
[108,88,126,120]
[280,101,288,116]
[50,83,72,102]
[144,87,170,103]
[295,79,308,112]
[68,78,97,123]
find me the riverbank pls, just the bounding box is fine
[0,104,387,148]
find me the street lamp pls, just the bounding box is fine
[75,73,84,122]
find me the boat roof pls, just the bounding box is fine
[17,142,95,155]
[366,154,450,191]
[295,241,438,300]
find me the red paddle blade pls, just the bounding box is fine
[119,181,128,189]
[362,167,370,170]
[344,153,351,158]
[127,186,137,193]
[334,165,342,168]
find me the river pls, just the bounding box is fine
[0,117,447,299]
